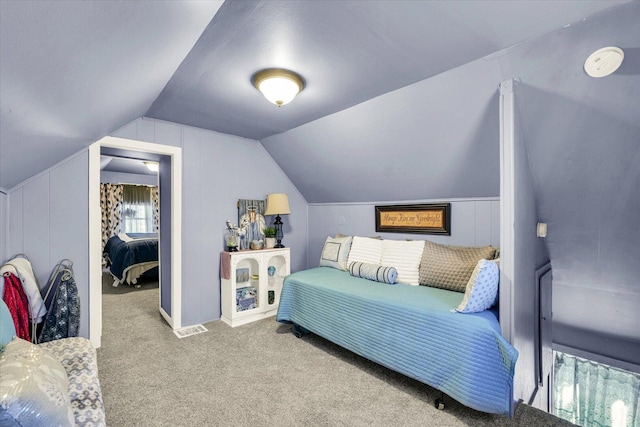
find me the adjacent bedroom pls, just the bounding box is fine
[100,156,160,299]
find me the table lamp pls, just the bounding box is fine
[264,193,291,248]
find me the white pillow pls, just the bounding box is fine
[380,239,425,286]
[455,259,500,313]
[347,236,383,266]
[319,235,353,271]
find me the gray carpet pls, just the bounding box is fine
[97,277,574,427]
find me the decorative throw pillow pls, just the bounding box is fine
[348,261,398,284]
[419,241,496,292]
[0,338,75,427]
[456,259,500,313]
[319,235,353,271]
[347,236,384,266]
[380,239,425,286]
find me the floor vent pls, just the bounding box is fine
[173,324,208,339]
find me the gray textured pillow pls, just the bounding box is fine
[419,241,496,292]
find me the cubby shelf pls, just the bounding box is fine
[221,248,290,327]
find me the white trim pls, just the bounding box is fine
[499,79,515,344]
[89,136,183,348]
[308,196,499,207]
[88,144,102,348]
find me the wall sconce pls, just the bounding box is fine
[252,68,305,107]
[264,193,291,248]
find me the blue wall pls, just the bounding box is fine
[6,151,90,338]
[500,5,640,367]
[112,118,309,326]
[0,191,7,266]
[307,198,499,268]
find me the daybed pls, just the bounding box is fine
[0,299,106,426]
[276,236,517,416]
[103,232,159,286]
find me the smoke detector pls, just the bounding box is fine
[584,47,624,78]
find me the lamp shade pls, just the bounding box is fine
[264,193,291,215]
[252,69,304,107]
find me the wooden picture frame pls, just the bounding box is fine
[375,203,451,235]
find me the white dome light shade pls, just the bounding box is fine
[252,69,305,106]
[584,47,624,78]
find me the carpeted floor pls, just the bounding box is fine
[96,277,574,426]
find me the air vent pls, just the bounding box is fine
[173,324,208,338]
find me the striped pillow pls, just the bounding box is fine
[380,239,425,286]
[348,262,397,284]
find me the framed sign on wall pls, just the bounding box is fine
[375,203,451,235]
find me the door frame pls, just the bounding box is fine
[89,136,182,348]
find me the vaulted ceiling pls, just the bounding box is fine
[0,0,632,191]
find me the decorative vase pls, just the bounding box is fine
[265,237,276,249]
[225,232,238,252]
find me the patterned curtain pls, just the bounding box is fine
[554,351,640,427]
[151,186,160,233]
[100,183,123,258]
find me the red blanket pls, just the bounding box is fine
[3,273,30,341]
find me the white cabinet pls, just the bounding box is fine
[221,248,290,327]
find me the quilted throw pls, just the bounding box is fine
[39,275,80,343]
[277,267,518,415]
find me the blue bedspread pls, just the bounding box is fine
[276,267,518,415]
[103,233,158,281]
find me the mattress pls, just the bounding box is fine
[276,267,518,415]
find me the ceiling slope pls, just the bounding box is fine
[146,0,627,141]
[0,0,223,189]
[261,2,636,204]
[0,0,629,190]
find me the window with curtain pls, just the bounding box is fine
[122,185,154,233]
[554,351,640,427]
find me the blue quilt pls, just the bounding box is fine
[276,267,518,415]
[103,233,158,282]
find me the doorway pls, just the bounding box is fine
[89,137,182,348]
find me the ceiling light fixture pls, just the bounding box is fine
[252,68,305,107]
[584,46,624,78]
[144,161,159,173]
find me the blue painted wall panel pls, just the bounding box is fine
[308,199,499,269]
[8,188,22,256]
[0,191,7,263]
[118,118,309,327]
[7,152,90,338]
[22,175,50,282]
[49,152,89,337]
